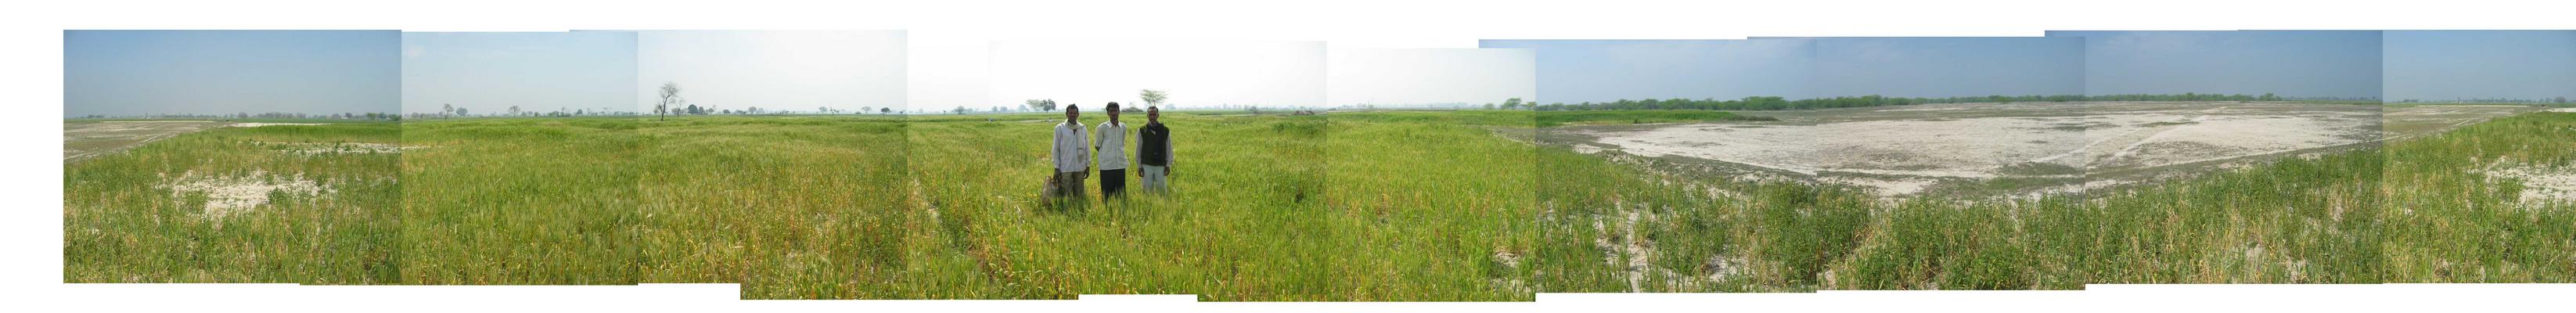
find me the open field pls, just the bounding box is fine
[1533,107,2574,291]
[887,112,1338,300]
[1547,102,2434,197]
[399,117,639,284]
[632,116,911,298]
[65,122,401,284]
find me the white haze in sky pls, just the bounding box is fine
[635,31,905,113]
[1328,49,1536,108]
[988,40,1324,110]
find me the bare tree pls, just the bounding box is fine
[1140,89,1168,109]
[509,106,522,117]
[441,103,455,119]
[657,82,684,121]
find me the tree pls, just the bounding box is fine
[455,107,470,117]
[657,82,684,121]
[1502,98,1524,110]
[441,103,455,119]
[880,107,891,114]
[1139,89,1169,109]
[508,106,522,117]
[1025,99,1059,112]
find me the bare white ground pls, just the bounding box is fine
[1586,117,2085,178]
[1567,102,2391,196]
[2488,164,2576,205]
[164,171,333,219]
[260,142,402,155]
[2552,108,2576,113]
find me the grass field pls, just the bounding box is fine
[66,108,2571,297]
[888,112,1340,300]
[632,115,911,298]
[65,122,401,284]
[400,117,639,285]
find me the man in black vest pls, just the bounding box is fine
[1137,106,1173,193]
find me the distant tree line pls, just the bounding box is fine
[1533,93,2389,111]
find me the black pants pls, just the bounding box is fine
[1099,168,1127,198]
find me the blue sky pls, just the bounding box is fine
[2384,31,2576,103]
[2049,31,2383,99]
[1480,39,1812,104]
[402,32,636,115]
[66,31,398,117]
[1811,37,2084,99]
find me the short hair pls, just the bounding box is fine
[1147,106,1159,112]
[1066,104,1079,111]
[1106,102,1121,111]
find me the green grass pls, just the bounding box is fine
[631,116,912,298]
[890,111,1338,300]
[400,117,640,284]
[65,123,401,284]
[1536,110,1777,128]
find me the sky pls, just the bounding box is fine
[2049,31,2383,99]
[2384,31,2576,103]
[988,40,1324,110]
[1478,39,1813,104]
[65,31,398,117]
[1327,49,1535,107]
[907,29,988,113]
[402,31,635,115]
[635,31,905,113]
[1810,37,2084,99]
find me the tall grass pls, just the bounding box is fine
[1325,110,1537,300]
[399,117,639,284]
[65,124,401,284]
[631,116,913,298]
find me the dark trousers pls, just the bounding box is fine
[1099,168,1127,198]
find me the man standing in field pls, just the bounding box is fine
[1095,103,1131,200]
[1137,106,1173,193]
[1048,104,1092,204]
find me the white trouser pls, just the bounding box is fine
[1139,164,1168,192]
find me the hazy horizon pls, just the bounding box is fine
[402,31,637,115]
[1328,49,1536,107]
[1811,37,2084,99]
[634,30,906,113]
[2050,31,2383,99]
[1480,39,1815,104]
[988,40,1325,110]
[66,31,399,117]
[2384,30,2576,103]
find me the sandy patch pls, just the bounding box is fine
[164,171,334,219]
[2551,108,2576,113]
[259,142,402,155]
[2487,164,2576,205]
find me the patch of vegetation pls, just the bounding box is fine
[65,123,401,284]
[1537,110,1778,128]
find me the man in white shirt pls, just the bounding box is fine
[1094,103,1131,200]
[1047,104,1091,204]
